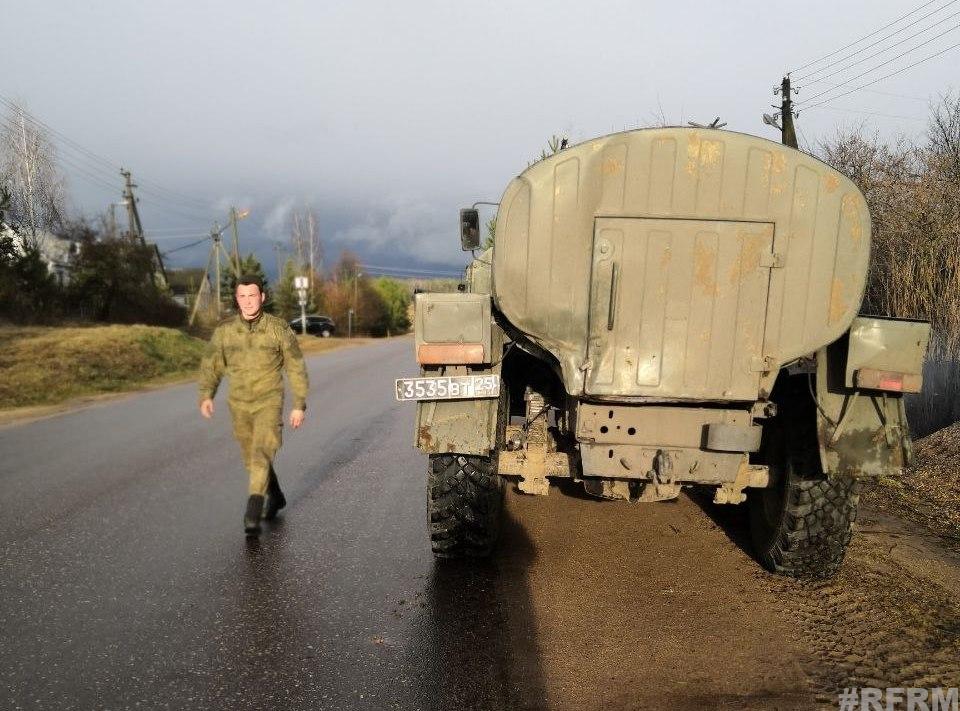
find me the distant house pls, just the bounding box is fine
[166,267,211,308]
[0,222,78,286]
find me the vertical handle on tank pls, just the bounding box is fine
[606,262,619,331]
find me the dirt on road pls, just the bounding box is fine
[484,433,960,710]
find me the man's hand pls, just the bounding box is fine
[200,398,215,419]
[289,409,305,429]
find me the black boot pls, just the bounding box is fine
[263,467,286,521]
[244,495,264,535]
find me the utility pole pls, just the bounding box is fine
[307,211,316,306]
[213,223,222,319]
[272,241,285,282]
[776,75,799,149]
[189,239,217,327]
[230,207,240,273]
[121,169,146,245]
[187,219,238,326]
[349,267,361,338]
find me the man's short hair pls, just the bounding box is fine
[236,274,263,293]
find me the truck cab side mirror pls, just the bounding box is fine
[460,208,480,251]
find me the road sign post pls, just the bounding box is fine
[294,276,309,336]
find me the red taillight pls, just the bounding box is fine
[855,368,921,393]
[417,343,486,365]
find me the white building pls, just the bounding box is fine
[0,223,78,285]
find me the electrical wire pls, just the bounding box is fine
[796,0,959,80]
[792,0,950,72]
[797,11,960,86]
[798,40,960,111]
[815,105,925,121]
[796,26,960,107]
[160,237,211,256]
[861,88,929,101]
[144,232,212,241]
[0,95,216,214]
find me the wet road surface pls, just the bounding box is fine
[3,338,958,710]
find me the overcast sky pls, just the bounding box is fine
[2,0,957,278]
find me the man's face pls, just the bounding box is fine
[236,283,265,320]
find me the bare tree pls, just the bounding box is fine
[289,207,324,310]
[0,103,67,244]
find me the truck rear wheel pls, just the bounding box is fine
[428,453,503,558]
[748,427,859,579]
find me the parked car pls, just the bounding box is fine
[289,315,336,337]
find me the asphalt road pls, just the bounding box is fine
[3,338,957,710]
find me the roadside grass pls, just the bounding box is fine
[0,325,206,409]
[0,326,405,413]
[295,334,388,355]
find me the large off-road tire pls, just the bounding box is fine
[428,453,503,558]
[749,425,859,579]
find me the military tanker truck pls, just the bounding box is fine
[396,127,930,579]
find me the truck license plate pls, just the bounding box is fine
[395,374,500,402]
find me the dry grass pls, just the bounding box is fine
[864,421,960,550]
[0,325,206,409]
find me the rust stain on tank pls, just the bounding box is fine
[829,278,848,324]
[602,157,623,175]
[418,426,433,448]
[824,174,840,193]
[729,233,763,285]
[769,152,787,196]
[770,152,787,175]
[700,140,722,168]
[759,153,772,185]
[685,133,702,176]
[694,242,717,295]
[842,194,863,242]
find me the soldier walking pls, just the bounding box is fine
[198,274,309,535]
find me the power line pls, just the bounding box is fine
[798,40,960,111]
[0,114,214,222]
[0,118,124,195]
[815,105,925,121]
[0,95,215,213]
[145,232,212,241]
[861,88,929,101]
[160,237,211,256]
[797,10,960,86]
[792,0,951,72]
[796,0,959,81]
[796,27,960,107]
[142,226,212,234]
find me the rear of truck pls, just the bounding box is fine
[398,127,929,578]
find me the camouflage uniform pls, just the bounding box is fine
[198,312,309,496]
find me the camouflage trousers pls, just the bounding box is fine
[229,399,283,496]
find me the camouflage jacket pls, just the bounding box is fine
[198,312,309,411]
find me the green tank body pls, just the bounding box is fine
[400,127,930,579]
